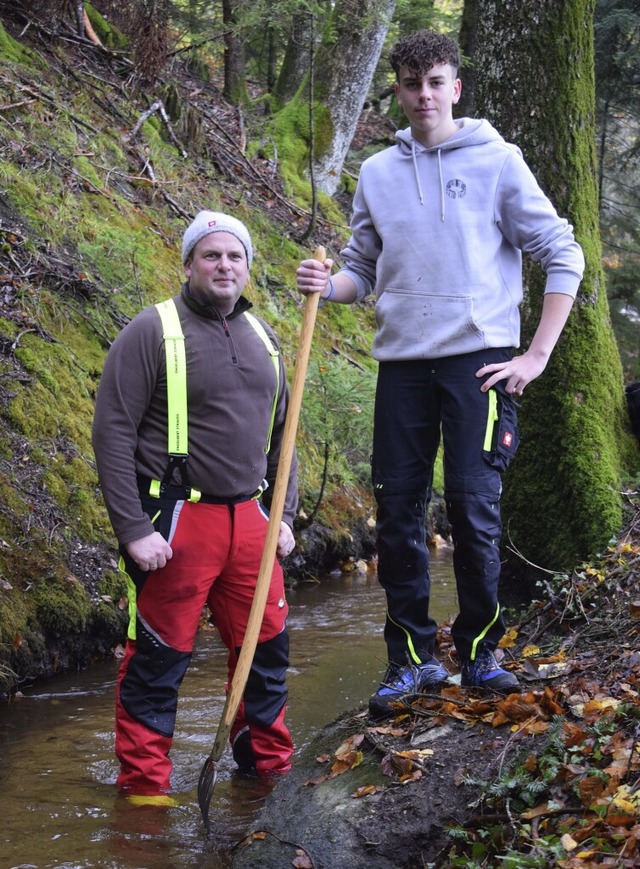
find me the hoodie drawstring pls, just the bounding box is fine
[411,140,424,205]
[410,140,446,221]
[437,150,445,222]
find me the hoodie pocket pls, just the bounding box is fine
[482,387,520,472]
[373,288,485,359]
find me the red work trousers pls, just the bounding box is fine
[115,497,293,796]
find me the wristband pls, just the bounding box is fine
[318,278,335,308]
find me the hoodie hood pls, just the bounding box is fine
[396,118,506,216]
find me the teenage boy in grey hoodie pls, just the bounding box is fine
[296,30,585,720]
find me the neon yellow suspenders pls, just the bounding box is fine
[152,299,280,499]
[153,299,199,500]
[243,311,280,453]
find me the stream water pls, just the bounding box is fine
[0,548,456,869]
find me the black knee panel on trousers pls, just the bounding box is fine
[241,630,289,727]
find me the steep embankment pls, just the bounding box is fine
[0,7,382,692]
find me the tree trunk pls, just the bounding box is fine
[74,1,85,38]
[273,10,316,108]
[473,0,634,570]
[314,0,395,194]
[277,0,395,197]
[457,0,479,117]
[222,0,248,105]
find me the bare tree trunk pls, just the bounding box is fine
[74,0,85,37]
[310,0,396,195]
[457,0,478,117]
[265,23,276,104]
[473,0,630,570]
[222,0,247,105]
[274,10,316,107]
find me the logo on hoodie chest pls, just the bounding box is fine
[446,179,467,199]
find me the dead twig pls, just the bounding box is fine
[130,98,187,159]
[11,328,37,351]
[231,829,316,867]
[14,75,96,134]
[127,144,192,220]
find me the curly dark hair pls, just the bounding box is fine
[389,30,460,78]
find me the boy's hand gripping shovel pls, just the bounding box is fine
[197,246,326,833]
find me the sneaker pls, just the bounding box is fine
[368,658,448,720]
[460,647,520,692]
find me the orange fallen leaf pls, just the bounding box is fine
[395,749,434,761]
[352,784,383,798]
[334,734,364,759]
[381,753,414,778]
[399,769,422,782]
[499,628,518,648]
[602,812,637,826]
[582,697,619,724]
[521,802,553,819]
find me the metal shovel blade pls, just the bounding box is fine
[197,755,217,832]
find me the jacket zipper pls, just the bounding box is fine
[221,316,239,364]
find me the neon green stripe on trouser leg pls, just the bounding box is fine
[385,611,423,665]
[483,388,499,452]
[118,555,138,642]
[469,603,501,661]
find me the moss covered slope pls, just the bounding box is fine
[0,10,377,690]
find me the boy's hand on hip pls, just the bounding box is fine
[476,352,548,397]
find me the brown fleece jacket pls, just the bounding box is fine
[92,289,298,546]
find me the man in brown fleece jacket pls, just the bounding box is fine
[92,211,297,802]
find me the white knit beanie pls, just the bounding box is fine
[181,211,253,267]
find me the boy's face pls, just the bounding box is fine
[394,62,461,147]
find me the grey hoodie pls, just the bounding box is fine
[339,118,585,361]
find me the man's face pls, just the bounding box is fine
[184,232,249,315]
[394,62,461,147]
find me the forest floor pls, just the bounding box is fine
[229,497,640,869]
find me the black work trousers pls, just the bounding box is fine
[371,348,519,664]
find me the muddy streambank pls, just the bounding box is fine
[227,708,505,869]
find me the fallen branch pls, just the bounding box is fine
[15,75,96,133]
[130,98,188,159]
[11,328,37,351]
[128,145,192,220]
[82,8,103,47]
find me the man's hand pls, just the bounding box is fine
[125,532,173,572]
[277,521,295,560]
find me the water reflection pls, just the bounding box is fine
[0,549,456,869]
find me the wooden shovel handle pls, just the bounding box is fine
[209,246,326,761]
